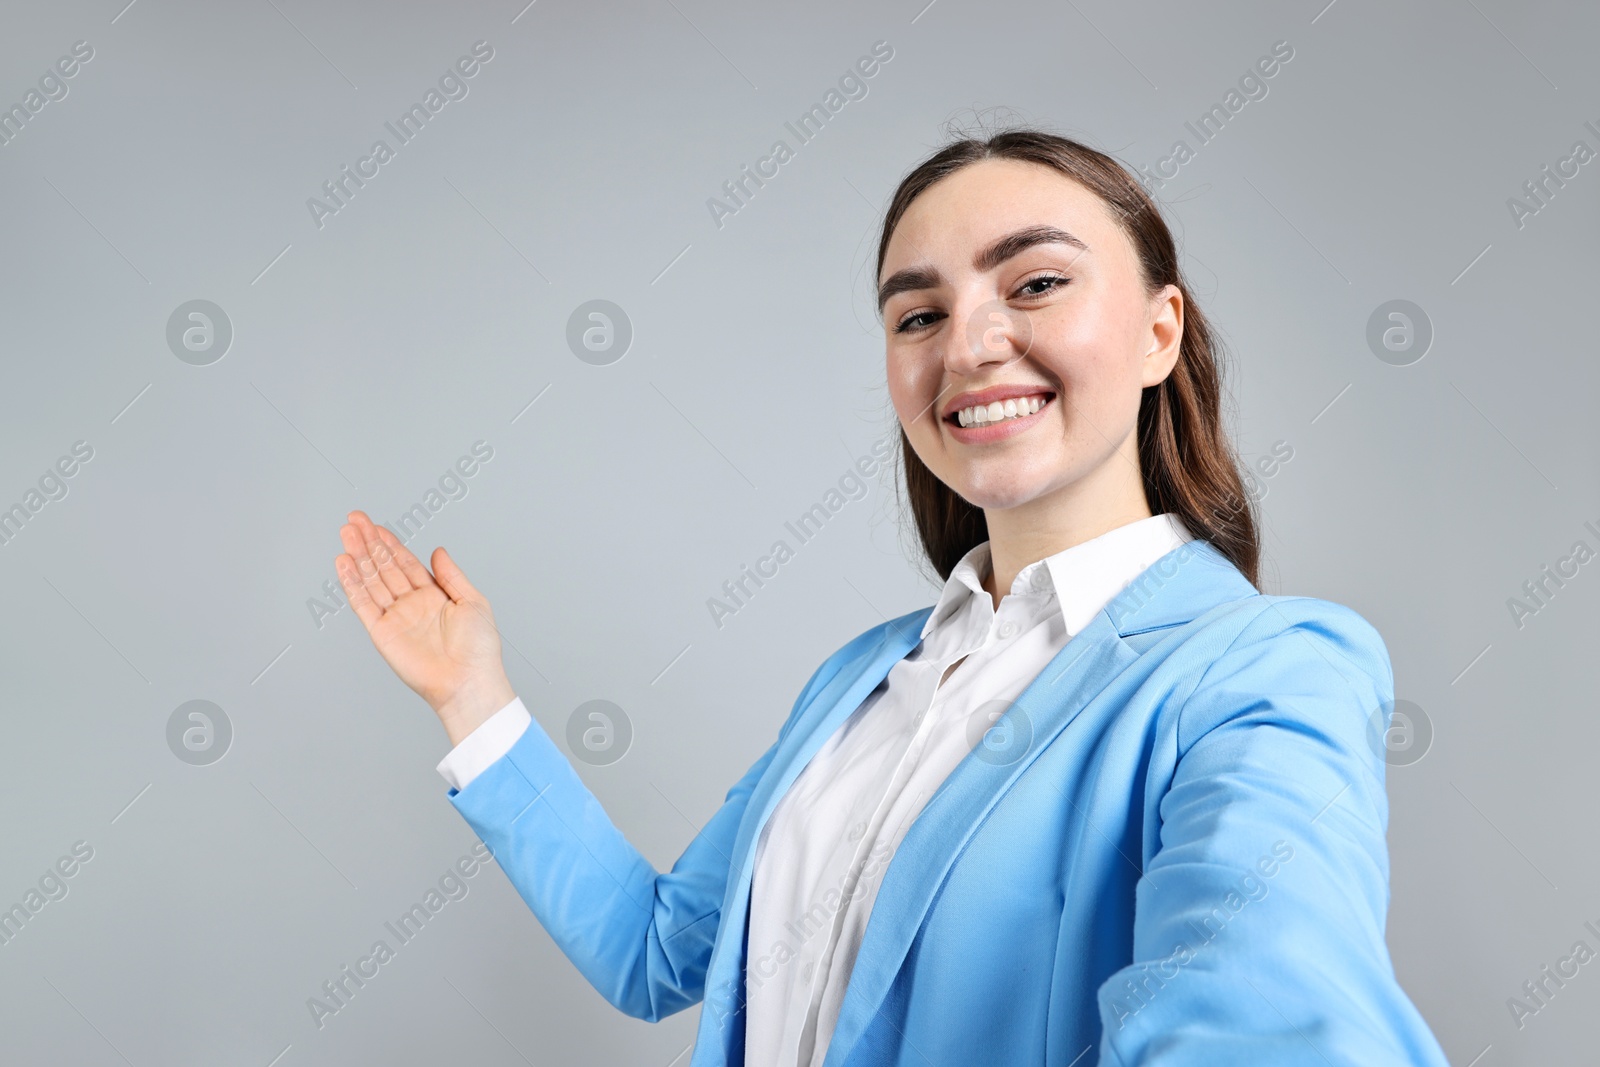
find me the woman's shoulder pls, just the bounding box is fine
[1197,591,1389,660]
[1170,591,1396,750]
[1117,547,1393,689]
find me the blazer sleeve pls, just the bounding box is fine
[1094,598,1449,1066]
[445,649,841,1023]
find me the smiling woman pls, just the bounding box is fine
[875,136,1258,600]
[336,126,1451,1066]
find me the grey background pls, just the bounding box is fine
[1,0,1594,1063]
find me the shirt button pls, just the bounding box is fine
[803,962,815,982]
[1031,571,1050,592]
[848,821,866,842]
[998,620,1018,638]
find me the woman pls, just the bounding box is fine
[335,128,1450,1066]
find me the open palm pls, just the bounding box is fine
[335,509,509,718]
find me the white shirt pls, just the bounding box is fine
[436,513,1193,1065]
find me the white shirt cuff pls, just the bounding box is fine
[435,695,531,792]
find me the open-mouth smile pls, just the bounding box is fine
[943,391,1055,442]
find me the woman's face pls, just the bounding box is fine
[880,158,1182,515]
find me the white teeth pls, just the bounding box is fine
[956,394,1047,427]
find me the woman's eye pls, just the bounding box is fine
[893,310,940,334]
[1018,274,1067,297]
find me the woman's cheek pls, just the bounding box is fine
[885,349,933,423]
[1055,341,1124,408]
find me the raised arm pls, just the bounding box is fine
[335,509,829,1020]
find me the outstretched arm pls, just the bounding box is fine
[1096,600,1449,1066]
[335,506,840,1021]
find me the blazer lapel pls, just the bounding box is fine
[740,614,934,865]
[693,609,932,1066]
[821,538,1254,1066]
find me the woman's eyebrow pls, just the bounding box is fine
[877,225,1090,312]
[975,225,1089,273]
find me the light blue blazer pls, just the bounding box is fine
[447,538,1450,1066]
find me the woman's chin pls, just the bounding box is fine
[951,476,1053,513]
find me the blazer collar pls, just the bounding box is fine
[691,537,1257,1067]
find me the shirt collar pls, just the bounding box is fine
[918,513,1195,641]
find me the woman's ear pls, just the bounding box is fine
[1141,284,1184,387]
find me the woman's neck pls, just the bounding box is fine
[981,478,1155,611]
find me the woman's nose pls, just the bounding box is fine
[941,297,1034,373]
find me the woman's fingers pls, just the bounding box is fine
[347,511,413,601]
[335,551,388,631]
[336,509,481,641]
[338,520,394,610]
[374,524,437,592]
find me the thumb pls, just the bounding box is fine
[431,546,484,604]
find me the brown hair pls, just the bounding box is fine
[875,124,1261,589]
